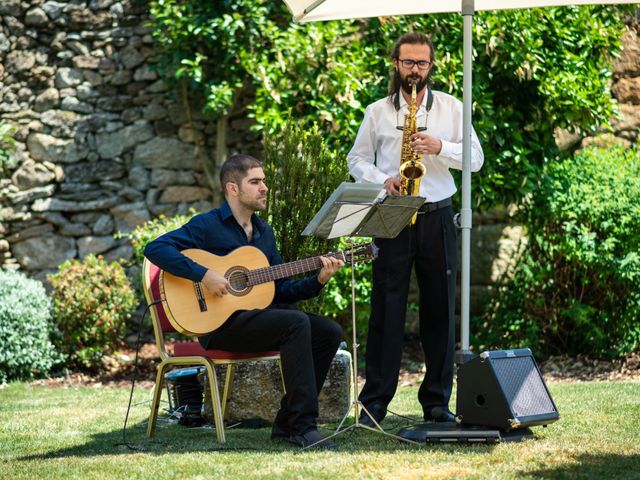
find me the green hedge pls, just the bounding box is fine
[49,255,137,370]
[122,211,196,266]
[476,146,640,358]
[0,269,63,383]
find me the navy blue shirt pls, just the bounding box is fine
[143,201,324,304]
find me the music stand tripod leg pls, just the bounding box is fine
[322,239,418,446]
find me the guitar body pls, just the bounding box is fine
[157,242,376,336]
[161,247,276,335]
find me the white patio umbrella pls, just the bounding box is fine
[282,0,638,362]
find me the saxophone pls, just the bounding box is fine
[399,80,426,225]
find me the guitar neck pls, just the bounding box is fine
[248,251,345,286]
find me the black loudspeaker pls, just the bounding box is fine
[456,348,560,430]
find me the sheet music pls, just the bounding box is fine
[303,182,422,240]
[328,205,372,239]
[302,183,385,237]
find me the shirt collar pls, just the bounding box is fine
[220,199,266,238]
[220,200,234,222]
[398,89,429,112]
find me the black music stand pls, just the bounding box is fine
[302,182,425,239]
[301,182,424,448]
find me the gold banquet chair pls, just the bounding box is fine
[142,257,284,443]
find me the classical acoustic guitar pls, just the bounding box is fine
[159,243,378,335]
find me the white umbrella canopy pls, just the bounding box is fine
[284,0,638,22]
[281,0,637,359]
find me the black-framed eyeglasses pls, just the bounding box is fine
[398,59,432,70]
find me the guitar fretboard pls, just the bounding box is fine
[247,251,346,286]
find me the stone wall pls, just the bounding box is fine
[558,17,640,151]
[0,0,261,284]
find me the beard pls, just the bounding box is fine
[237,190,267,212]
[400,72,428,94]
[242,197,267,212]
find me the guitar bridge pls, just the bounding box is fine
[194,282,208,312]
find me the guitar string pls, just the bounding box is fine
[247,250,363,285]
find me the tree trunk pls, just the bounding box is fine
[214,115,228,205]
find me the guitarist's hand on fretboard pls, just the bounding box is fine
[202,269,230,297]
[317,255,345,284]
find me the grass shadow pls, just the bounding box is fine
[522,452,640,479]
[16,412,506,461]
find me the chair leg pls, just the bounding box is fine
[204,361,226,443]
[221,363,236,420]
[277,357,286,395]
[147,363,167,438]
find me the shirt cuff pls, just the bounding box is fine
[312,275,325,293]
[439,139,455,159]
[373,170,392,185]
[194,264,208,282]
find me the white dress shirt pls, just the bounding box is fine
[347,90,484,202]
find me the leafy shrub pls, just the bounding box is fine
[0,122,16,177]
[261,121,376,354]
[319,238,374,358]
[476,146,640,358]
[120,211,197,265]
[262,118,349,262]
[49,255,137,370]
[0,269,63,383]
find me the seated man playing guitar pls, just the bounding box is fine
[144,154,344,449]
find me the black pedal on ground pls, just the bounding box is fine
[397,422,534,443]
[398,422,501,444]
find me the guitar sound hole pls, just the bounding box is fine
[226,268,250,296]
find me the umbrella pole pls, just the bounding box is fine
[456,0,475,366]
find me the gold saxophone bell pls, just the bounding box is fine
[399,81,426,225]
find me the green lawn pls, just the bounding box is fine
[1,380,639,479]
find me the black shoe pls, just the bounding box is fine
[271,422,290,440]
[359,404,386,428]
[425,406,456,423]
[289,429,337,450]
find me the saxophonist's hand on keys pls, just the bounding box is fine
[384,177,402,195]
[410,132,442,155]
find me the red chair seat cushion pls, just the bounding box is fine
[174,341,279,361]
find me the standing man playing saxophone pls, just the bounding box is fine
[347,32,484,426]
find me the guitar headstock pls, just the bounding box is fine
[342,242,378,264]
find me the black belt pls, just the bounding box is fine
[418,197,452,213]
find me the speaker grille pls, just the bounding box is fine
[491,356,556,417]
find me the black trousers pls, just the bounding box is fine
[199,304,342,435]
[358,205,457,418]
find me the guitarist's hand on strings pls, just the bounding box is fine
[317,256,344,285]
[203,269,230,297]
